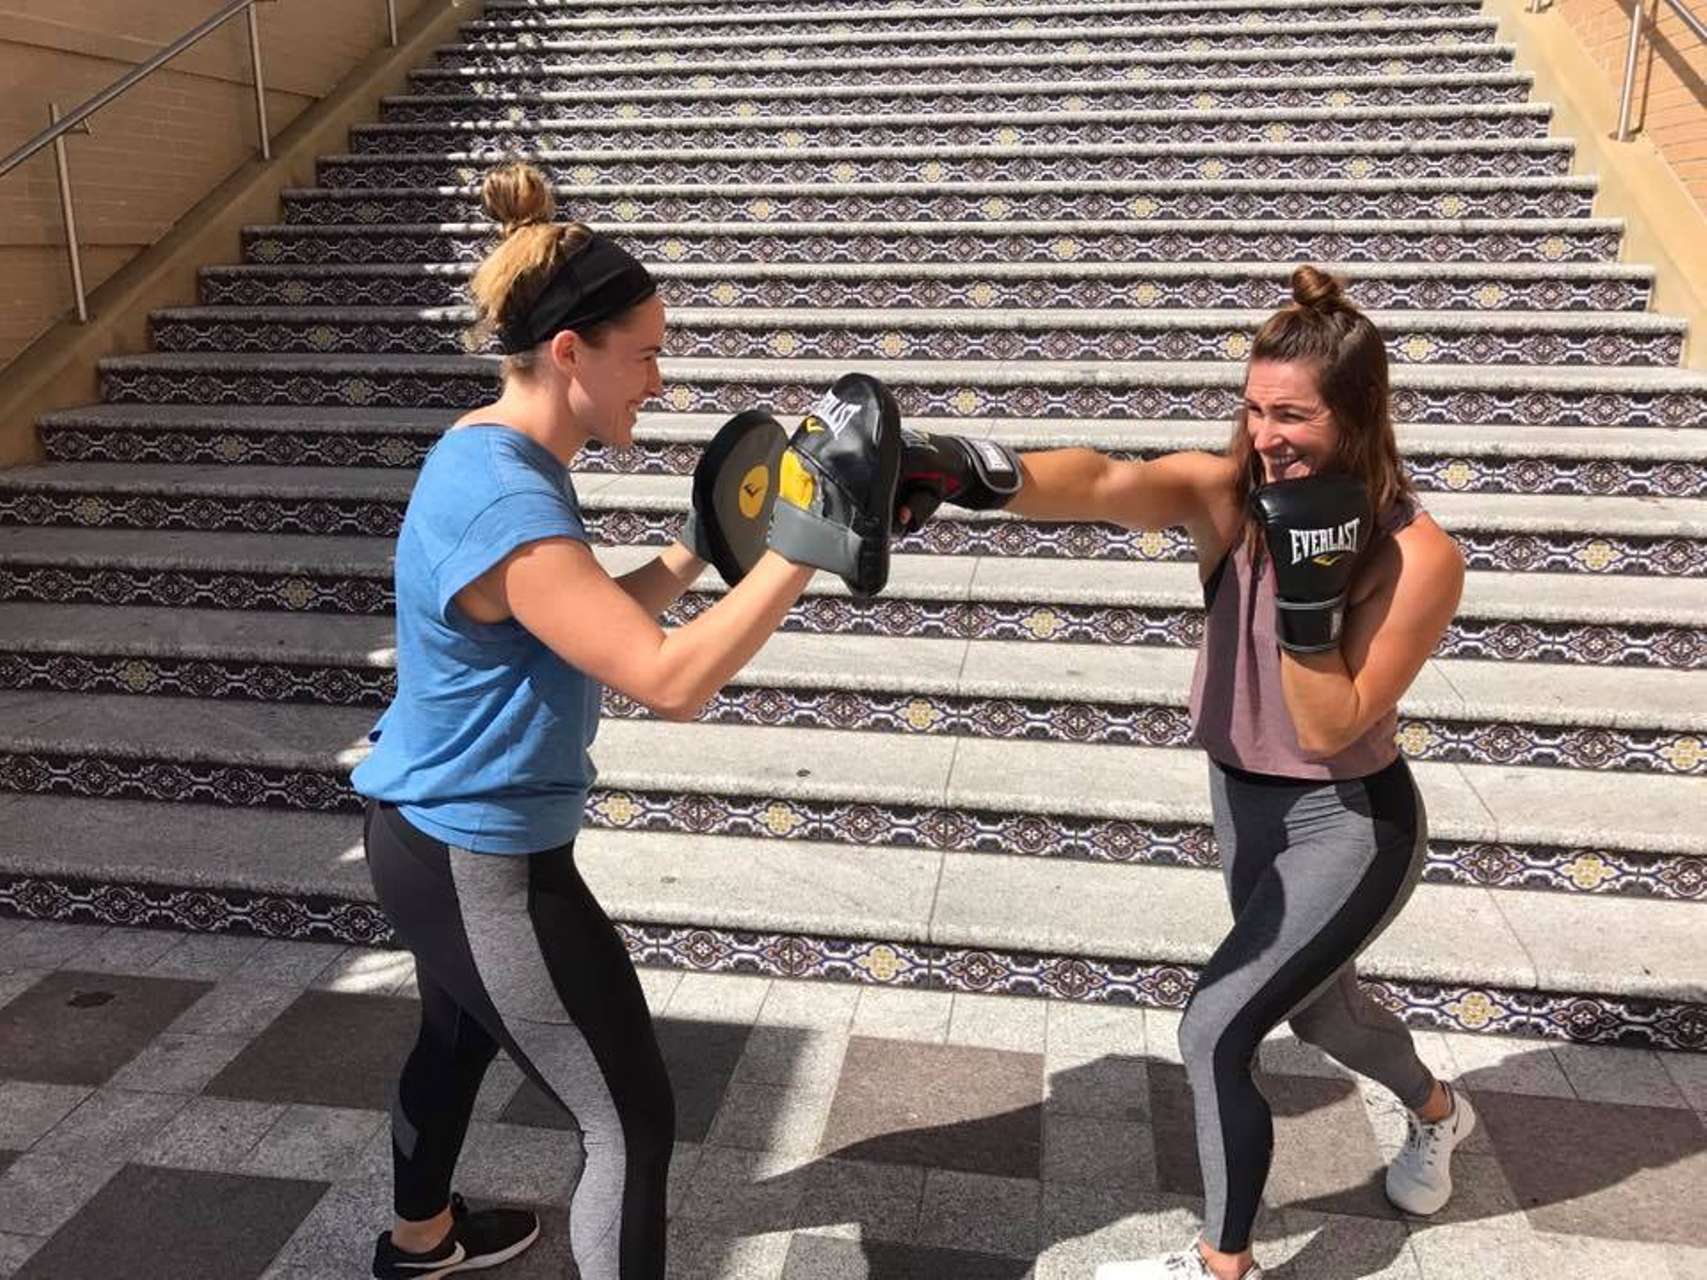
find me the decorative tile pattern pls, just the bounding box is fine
[404,49,1517,95]
[281,179,1593,226]
[349,105,1552,155]
[379,76,1536,126]
[206,259,1645,312]
[40,426,1706,500]
[2,564,1699,668]
[149,314,1682,370]
[3,880,1701,1050]
[318,142,1569,191]
[435,22,1502,67]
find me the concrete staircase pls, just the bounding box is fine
[2,0,1704,1052]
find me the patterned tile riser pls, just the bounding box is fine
[4,654,1701,776]
[281,187,1595,227]
[38,427,1707,500]
[405,52,1517,94]
[3,493,1699,576]
[428,27,1503,69]
[348,112,1552,154]
[460,6,1490,41]
[1,877,1698,1048]
[95,366,1704,430]
[236,228,1628,271]
[149,317,1685,370]
[0,566,1696,666]
[478,0,1479,15]
[379,82,1536,124]
[317,148,1571,191]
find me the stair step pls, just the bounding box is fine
[1,792,1699,1047]
[3,605,1700,776]
[148,305,1687,369]
[316,138,1575,191]
[435,21,1503,71]
[3,691,1703,865]
[380,72,1537,125]
[461,0,1488,38]
[403,43,1516,97]
[279,175,1598,227]
[227,233,1638,285]
[3,461,1703,579]
[482,0,1480,16]
[349,102,1557,154]
[37,407,1705,501]
[93,352,1707,430]
[2,529,1698,666]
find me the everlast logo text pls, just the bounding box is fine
[1289,518,1362,567]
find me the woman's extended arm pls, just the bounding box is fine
[1008,448,1239,545]
[1278,517,1465,757]
[459,539,811,721]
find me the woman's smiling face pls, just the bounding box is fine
[1242,359,1340,484]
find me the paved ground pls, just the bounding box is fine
[0,918,1703,1280]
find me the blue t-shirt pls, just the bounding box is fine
[351,425,602,853]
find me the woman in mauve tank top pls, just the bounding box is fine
[897,266,1474,1280]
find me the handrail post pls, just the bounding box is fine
[386,0,398,46]
[1616,0,1646,140]
[48,103,90,324]
[247,2,272,160]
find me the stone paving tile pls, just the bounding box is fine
[946,993,1050,1054]
[916,1168,1042,1259]
[1551,1042,1692,1107]
[205,990,420,1111]
[0,1152,124,1236]
[1442,1035,1575,1099]
[1407,1221,1679,1279]
[57,927,186,976]
[783,1231,1034,1279]
[1044,999,1148,1064]
[1045,1053,1150,1121]
[759,980,860,1030]
[309,947,415,996]
[1659,1051,1707,1116]
[136,1096,288,1172]
[144,932,266,979]
[638,966,684,1014]
[11,1164,327,1280]
[849,986,953,1044]
[0,970,210,1087]
[819,1037,1044,1180]
[471,1052,526,1119]
[1477,1091,1707,1247]
[667,971,772,1024]
[453,1120,582,1207]
[1258,1206,1422,1278]
[264,1174,388,1276]
[668,1221,793,1280]
[674,1147,812,1235]
[733,1024,847,1094]
[1031,1184,1170,1280]
[0,923,110,970]
[0,1232,43,1280]
[31,1089,190,1164]
[168,979,322,1039]
[0,1083,91,1149]
[707,1079,835,1155]
[106,1030,253,1094]
[0,1153,16,1179]
[668,1141,703,1220]
[1262,1074,1402,1223]
[230,940,351,988]
[242,1105,389,1182]
[0,969,47,1013]
[1042,1109,1156,1191]
[796,1157,927,1243]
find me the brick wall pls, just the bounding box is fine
[0,0,430,367]
[1557,0,1707,209]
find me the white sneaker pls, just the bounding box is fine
[1095,1246,1264,1280]
[1385,1082,1477,1215]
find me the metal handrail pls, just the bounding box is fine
[1,0,400,323]
[1616,0,1707,141]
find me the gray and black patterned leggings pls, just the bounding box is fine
[1180,756,1436,1253]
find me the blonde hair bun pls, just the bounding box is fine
[482,161,556,237]
[1290,263,1347,310]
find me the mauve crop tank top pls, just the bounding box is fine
[1187,498,1419,780]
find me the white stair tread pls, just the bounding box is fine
[3,691,1702,853]
[2,603,1700,731]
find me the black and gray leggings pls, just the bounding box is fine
[1181,757,1435,1254]
[363,802,674,1280]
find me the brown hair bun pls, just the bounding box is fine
[1290,263,1347,310]
[482,161,556,238]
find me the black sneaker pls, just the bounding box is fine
[372,1193,540,1278]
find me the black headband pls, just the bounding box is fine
[497,233,657,354]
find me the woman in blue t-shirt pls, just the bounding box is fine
[350,162,846,1280]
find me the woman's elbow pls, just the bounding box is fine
[645,692,704,723]
[1293,721,1360,759]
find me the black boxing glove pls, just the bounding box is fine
[893,429,1023,534]
[1250,474,1374,654]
